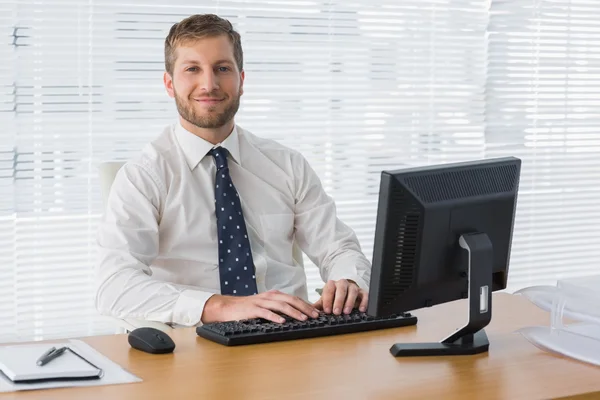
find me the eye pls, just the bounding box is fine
[186,67,198,72]
[217,66,230,72]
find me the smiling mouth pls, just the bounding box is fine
[195,98,224,104]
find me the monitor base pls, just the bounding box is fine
[389,232,493,358]
[390,329,489,357]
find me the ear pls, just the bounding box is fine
[164,71,175,98]
[239,69,245,96]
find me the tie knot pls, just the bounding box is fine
[209,147,229,170]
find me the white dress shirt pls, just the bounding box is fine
[95,122,371,326]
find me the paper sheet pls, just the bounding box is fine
[0,339,142,393]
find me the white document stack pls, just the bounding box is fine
[516,275,600,367]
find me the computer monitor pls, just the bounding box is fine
[366,156,521,357]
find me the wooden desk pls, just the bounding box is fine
[5,293,600,399]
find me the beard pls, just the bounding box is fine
[174,88,241,129]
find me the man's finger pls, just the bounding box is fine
[254,307,287,323]
[321,280,336,314]
[313,297,323,310]
[332,281,348,315]
[343,284,359,314]
[258,299,308,322]
[358,290,369,312]
[276,293,320,319]
[260,292,319,319]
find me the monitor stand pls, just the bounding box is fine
[390,232,493,357]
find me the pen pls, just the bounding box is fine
[36,346,56,366]
[37,346,67,366]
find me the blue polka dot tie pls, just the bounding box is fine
[209,146,258,296]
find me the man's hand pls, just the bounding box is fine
[201,290,320,324]
[313,279,368,315]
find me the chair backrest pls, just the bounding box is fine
[98,161,126,208]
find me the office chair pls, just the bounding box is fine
[98,160,307,332]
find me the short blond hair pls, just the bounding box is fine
[164,14,243,75]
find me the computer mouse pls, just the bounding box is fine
[128,327,176,354]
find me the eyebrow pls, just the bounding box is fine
[214,59,235,65]
[180,59,235,66]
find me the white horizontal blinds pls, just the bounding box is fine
[5,0,115,342]
[0,2,17,342]
[90,8,177,158]
[487,0,600,290]
[235,0,489,300]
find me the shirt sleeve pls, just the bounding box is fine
[95,162,214,326]
[291,152,371,291]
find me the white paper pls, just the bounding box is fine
[0,339,142,393]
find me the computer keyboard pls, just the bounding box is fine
[196,310,418,346]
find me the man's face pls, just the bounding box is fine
[164,35,244,129]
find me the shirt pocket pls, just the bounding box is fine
[259,213,294,263]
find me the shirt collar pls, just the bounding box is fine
[174,122,241,170]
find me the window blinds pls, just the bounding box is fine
[487,0,600,288]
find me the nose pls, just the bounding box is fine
[200,69,219,93]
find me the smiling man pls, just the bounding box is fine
[95,14,372,327]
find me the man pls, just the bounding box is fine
[95,14,371,326]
